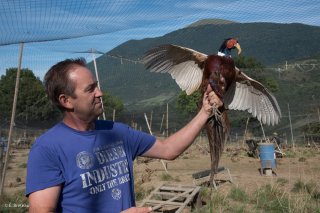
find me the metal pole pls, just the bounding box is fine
[0,43,24,196]
[92,49,106,120]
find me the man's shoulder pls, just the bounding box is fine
[33,122,68,146]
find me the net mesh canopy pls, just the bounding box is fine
[0,0,193,46]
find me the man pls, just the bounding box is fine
[26,58,222,213]
[217,38,242,57]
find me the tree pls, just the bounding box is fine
[260,77,279,92]
[176,91,201,116]
[0,68,60,127]
[234,55,264,71]
[102,92,124,120]
[300,122,320,135]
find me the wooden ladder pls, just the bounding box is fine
[139,184,201,212]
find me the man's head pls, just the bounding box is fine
[44,58,87,111]
[44,58,104,122]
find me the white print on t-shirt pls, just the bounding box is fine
[78,141,131,197]
[76,151,94,169]
[112,188,121,200]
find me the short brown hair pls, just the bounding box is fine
[44,58,87,111]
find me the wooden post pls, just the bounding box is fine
[149,110,153,133]
[166,103,169,137]
[287,103,295,149]
[0,144,3,185]
[112,109,116,121]
[159,113,165,133]
[242,117,250,147]
[259,120,266,141]
[0,43,24,196]
[144,113,168,173]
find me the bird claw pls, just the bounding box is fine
[209,106,222,120]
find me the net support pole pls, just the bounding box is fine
[144,113,168,173]
[92,49,106,120]
[0,43,24,196]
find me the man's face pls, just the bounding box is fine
[67,66,104,122]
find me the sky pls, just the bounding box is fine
[0,0,319,79]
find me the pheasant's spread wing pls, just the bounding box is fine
[224,70,281,126]
[143,44,207,95]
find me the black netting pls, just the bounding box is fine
[1,0,319,46]
[0,0,319,134]
[0,0,214,45]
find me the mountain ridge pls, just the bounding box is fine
[88,19,320,135]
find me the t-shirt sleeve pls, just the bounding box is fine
[124,125,156,159]
[26,143,65,196]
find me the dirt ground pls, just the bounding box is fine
[3,139,320,209]
[133,141,320,195]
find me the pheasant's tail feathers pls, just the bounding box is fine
[207,111,230,171]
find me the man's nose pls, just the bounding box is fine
[95,87,103,97]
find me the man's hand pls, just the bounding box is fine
[202,84,223,116]
[121,206,152,213]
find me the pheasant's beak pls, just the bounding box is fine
[235,43,242,55]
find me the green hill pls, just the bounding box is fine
[90,19,320,138]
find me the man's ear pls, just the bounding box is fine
[58,94,73,109]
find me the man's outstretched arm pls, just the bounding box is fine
[143,86,222,160]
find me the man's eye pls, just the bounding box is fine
[87,82,98,92]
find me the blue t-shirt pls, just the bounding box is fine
[26,120,156,212]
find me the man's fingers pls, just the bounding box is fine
[208,91,223,108]
[205,84,213,94]
[138,207,152,213]
[121,206,152,213]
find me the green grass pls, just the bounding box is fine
[192,181,320,213]
[276,177,289,186]
[253,184,290,212]
[160,173,174,181]
[18,163,27,168]
[0,190,28,212]
[228,186,248,202]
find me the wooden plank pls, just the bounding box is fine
[140,184,201,212]
[177,186,201,213]
[152,191,190,197]
[139,184,162,207]
[152,187,194,211]
[192,167,226,179]
[144,199,184,206]
[160,185,195,191]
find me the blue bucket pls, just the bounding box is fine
[258,143,276,169]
